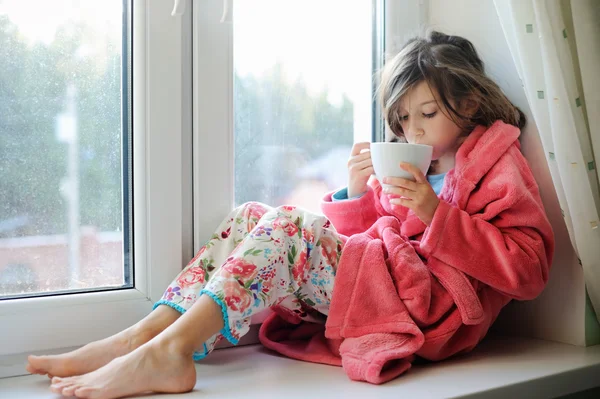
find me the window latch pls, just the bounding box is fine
[172,0,231,22]
[171,0,186,16]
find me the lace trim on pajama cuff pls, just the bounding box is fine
[193,344,209,361]
[199,289,240,346]
[152,300,211,360]
[153,299,187,314]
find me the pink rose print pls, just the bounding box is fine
[281,205,296,212]
[302,228,314,244]
[177,266,206,288]
[273,217,299,237]
[319,236,339,266]
[222,280,253,312]
[222,258,258,282]
[261,278,274,294]
[186,246,206,267]
[291,250,309,282]
[243,203,268,224]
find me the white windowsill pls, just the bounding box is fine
[1,334,599,398]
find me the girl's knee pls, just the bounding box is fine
[235,202,272,232]
[239,201,270,214]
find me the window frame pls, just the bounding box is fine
[192,0,387,250]
[192,0,235,252]
[0,0,419,375]
[0,0,193,377]
[192,0,386,346]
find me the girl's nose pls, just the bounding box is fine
[405,122,424,144]
[412,132,424,144]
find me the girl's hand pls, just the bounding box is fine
[347,142,374,198]
[382,163,439,225]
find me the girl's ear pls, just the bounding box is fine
[461,96,479,117]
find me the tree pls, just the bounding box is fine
[234,63,354,204]
[1,16,355,236]
[0,16,67,236]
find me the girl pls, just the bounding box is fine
[27,30,554,398]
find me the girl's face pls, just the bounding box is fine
[395,81,465,160]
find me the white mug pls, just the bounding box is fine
[370,142,433,188]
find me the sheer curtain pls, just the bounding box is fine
[493,0,600,324]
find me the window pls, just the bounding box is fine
[0,0,191,376]
[194,0,382,250]
[233,0,375,213]
[0,0,131,300]
[0,0,413,376]
[193,0,383,331]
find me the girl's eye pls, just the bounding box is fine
[423,111,437,119]
[399,115,408,122]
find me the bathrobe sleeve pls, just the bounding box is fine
[321,186,382,237]
[419,151,555,301]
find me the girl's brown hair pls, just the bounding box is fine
[378,30,526,139]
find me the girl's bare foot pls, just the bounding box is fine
[26,327,154,379]
[49,340,196,399]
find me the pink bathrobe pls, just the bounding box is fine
[259,121,555,384]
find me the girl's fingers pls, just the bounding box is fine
[347,152,371,170]
[351,142,371,156]
[361,166,375,176]
[390,197,413,208]
[383,176,418,190]
[349,157,373,173]
[384,186,415,199]
[400,163,427,184]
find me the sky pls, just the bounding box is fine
[0,0,373,140]
[0,0,371,102]
[234,0,372,105]
[0,0,122,44]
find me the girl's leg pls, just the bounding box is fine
[28,202,272,378]
[50,295,225,399]
[26,305,181,379]
[190,204,344,357]
[49,205,343,399]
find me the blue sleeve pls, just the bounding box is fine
[332,187,365,202]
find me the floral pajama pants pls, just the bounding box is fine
[153,202,345,360]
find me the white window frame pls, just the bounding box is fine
[0,0,193,377]
[192,0,234,249]
[193,0,428,245]
[192,0,387,346]
[192,0,388,247]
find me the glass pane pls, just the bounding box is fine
[0,0,132,299]
[233,0,373,213]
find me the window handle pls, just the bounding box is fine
[172,0,230,22]
[220,0,232,23]
[171,0,186,16]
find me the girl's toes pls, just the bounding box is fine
[62,384,79,396]
[51,376,63,384]
[75,385,94,398]
[50,379,74,394]
[50,384,65,394]
[25,364,40,374]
